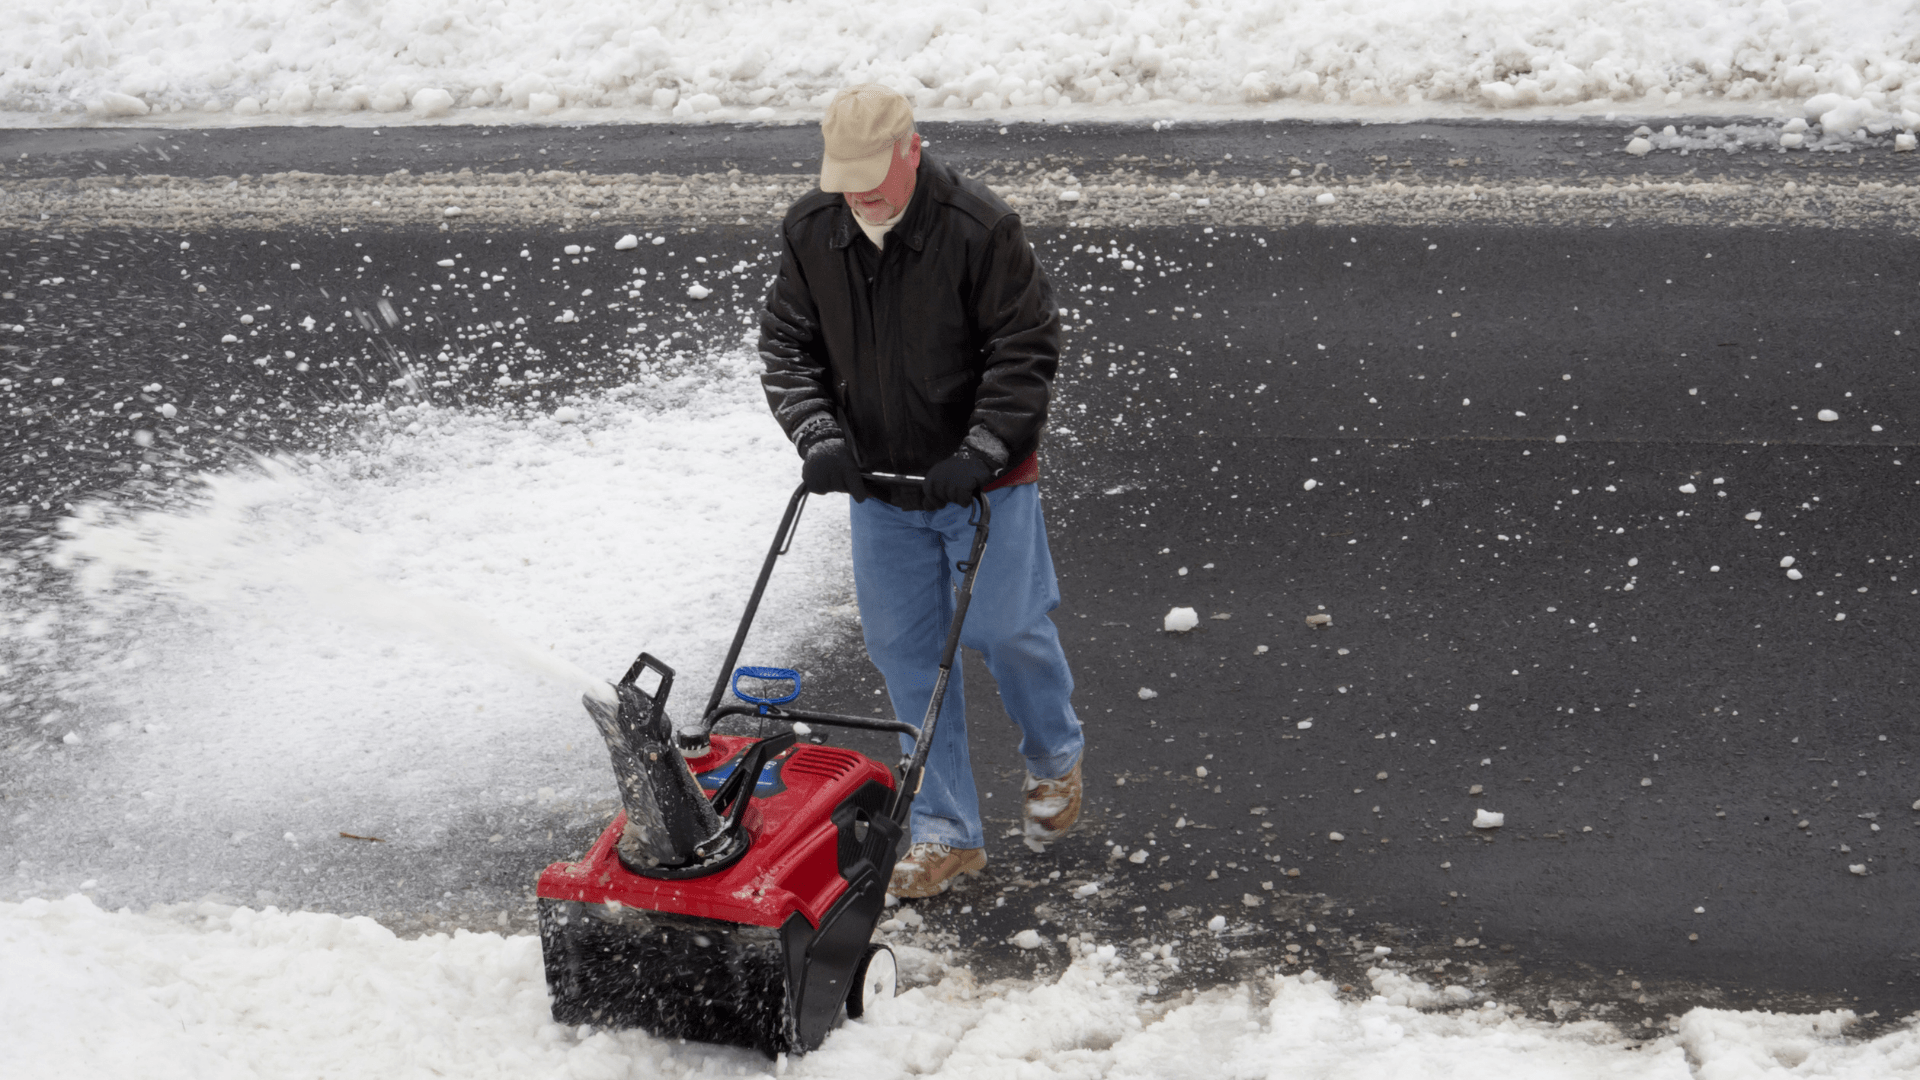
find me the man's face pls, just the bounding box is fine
[845,134,921,224]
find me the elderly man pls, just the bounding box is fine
[758,84,1084,898]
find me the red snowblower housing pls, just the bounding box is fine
[536,480,990,1056]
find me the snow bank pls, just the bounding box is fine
[5,0,1920,129]
[5,894,1917,1079]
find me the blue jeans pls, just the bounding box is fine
[850,482,1083,850]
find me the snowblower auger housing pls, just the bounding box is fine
[537,479,989,1056]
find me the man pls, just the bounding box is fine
[758,84,1084,899]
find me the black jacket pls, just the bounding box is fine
[758,153,1060,508]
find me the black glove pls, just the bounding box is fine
[922,451,993,508]
[801,439,868,502]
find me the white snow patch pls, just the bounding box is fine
[34,899,1799,1080]
[33,352,850,884]
[8,1,1920,126]
[1473,808,1505,829]
[1163,606,1199,633]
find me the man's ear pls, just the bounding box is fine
[906,132,922,169]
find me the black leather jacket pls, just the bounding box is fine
[758,153,1060,509]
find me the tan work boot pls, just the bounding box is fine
[1023,757,1083,842]
[888,842,986,898]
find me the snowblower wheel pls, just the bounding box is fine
[846,943,897,1019]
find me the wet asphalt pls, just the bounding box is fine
[2,121,1918,1027]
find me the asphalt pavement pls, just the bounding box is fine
[3,120,1917,1030]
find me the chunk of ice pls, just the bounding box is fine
[1472,809,1504,828]
[1163,607,1199,632]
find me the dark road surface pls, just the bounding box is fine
[3,120,1918,1031]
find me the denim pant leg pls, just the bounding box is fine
[945,485,1083,782]
[851,484,1083,849]
[851,495,979,848]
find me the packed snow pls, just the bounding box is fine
[5,0,1920,131]
[5,892,1914,1079]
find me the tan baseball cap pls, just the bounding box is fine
[819,85,914,192]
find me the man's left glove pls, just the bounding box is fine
[922,451,993,508]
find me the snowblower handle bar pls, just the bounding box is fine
[890,491,990,823]
[697,480,990,823]
[702,485,813,721]
[706,702,923,740]
[701,480,991,728]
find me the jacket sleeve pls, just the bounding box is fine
[964,214,1060,470]
[758,227,841,457]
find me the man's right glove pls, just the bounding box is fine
[922,450,993,508]
[801,439,868,502]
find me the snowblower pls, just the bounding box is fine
[536,478,989,1056]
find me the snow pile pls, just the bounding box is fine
[5,894,1918,1079]
[4,0,1920,127]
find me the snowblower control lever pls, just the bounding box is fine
[732,666,802,711]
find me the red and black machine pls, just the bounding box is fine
[537,479,989,1056]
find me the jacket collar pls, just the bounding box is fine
[828,153,941,252]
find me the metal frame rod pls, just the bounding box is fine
[689,473,992,830]
[705,703,922,740]
[886,491,991,822]
[702,484,811,721]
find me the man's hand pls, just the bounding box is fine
[802,439,868,502]
[922,452,992,507]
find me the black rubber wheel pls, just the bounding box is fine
[845,943,897,1019]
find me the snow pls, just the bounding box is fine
[5,896,1910,1079]
[10,350,849,915]
[6,2,1920,1071]
[5,0,1920,129]
[1473,808,1507,829]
